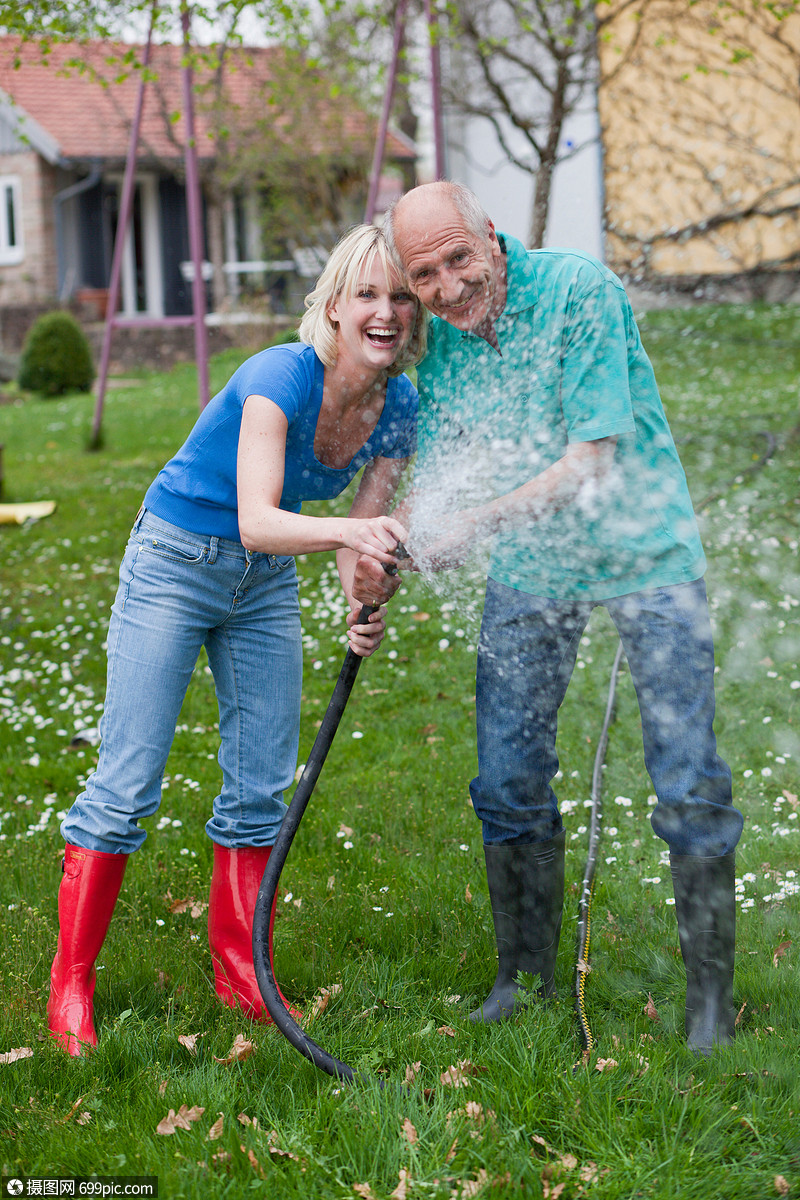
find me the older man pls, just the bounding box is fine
[356,181,741,1054]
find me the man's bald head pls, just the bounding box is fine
[385,181,494,258]
[385,181,506,339]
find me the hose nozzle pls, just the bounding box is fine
[382,539,410,577]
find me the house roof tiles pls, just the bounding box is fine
[0,37,415,166]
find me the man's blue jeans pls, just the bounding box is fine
[62,510,302,854]
[470,577,742,857]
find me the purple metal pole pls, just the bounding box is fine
[424,0,446,180]
[90,6,156,447]
[364,0,410,224]
[181,6,210,409]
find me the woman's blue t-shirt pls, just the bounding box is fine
[143,342,418,542]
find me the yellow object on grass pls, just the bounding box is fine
[0,500,57,525]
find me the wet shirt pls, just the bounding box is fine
[414,235,705,600]
[144,341,418,542]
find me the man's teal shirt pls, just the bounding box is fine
[414,234,706,600]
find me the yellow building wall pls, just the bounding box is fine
[597,1,800,278]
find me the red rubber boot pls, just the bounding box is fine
[208,844,302,1024]
[47,843,128,1057]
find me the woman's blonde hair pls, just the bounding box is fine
[298,224,427,376]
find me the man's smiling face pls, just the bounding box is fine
[391,191,506,335]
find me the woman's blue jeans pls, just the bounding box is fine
[62,510,302,854]
[470,577,742,857]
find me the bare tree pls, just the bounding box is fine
[439,0,647,247]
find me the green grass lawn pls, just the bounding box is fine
[0,305,798,1199]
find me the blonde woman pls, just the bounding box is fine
[48,225,426,1056]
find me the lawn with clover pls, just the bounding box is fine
[0,305,798,1200]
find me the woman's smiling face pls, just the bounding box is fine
[328,264,418,375]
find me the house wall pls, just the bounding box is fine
[598,1,800,282]
[0,149,59,306]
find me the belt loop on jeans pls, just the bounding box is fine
[208,536,219,564]
[132,505,145,533]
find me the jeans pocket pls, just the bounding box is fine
[137,529,206,566]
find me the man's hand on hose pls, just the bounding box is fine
[352,553,404,607]
[407,510,479,572]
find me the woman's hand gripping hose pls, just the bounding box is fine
[252,544,409,1083]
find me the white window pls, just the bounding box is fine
[0,175,23,265]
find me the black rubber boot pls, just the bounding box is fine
[669,852,736,1055]
[469,830,566,1022]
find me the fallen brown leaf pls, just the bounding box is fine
[167,895,207,918]
[213,1034,255,1065]
[178,1033,204,1055]
[390,1167,410,1199]
[595,1058,619,1073]
[156,1105,205,1136]
[353,1185,378,1199]
[401,1117,418,1145]
[441,1064,468,1087]
[735,1000,748,1028]
[644,993,661,1022]
[246,1147,267,1179]
[76,1111,92,1126]
[404,1061,422,1085]
[58,1097,85,1124]
[265,1130,301,1161]
[774,1176,790,1196]
[238,1112,259,1129]
[308,984,342,1020]
[453,1168,491,1198]
[465,1101,495,1125]
[207,1113,224,1141]
[437,1025,457,1038]
[465,884,473,903]
[772,940,791,968]
[441,1059,486,1088]
[0,1047,33,1065]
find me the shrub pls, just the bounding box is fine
[17,310,96,397]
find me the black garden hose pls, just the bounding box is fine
[252,552,408,1083]
[575,639,625,1056]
